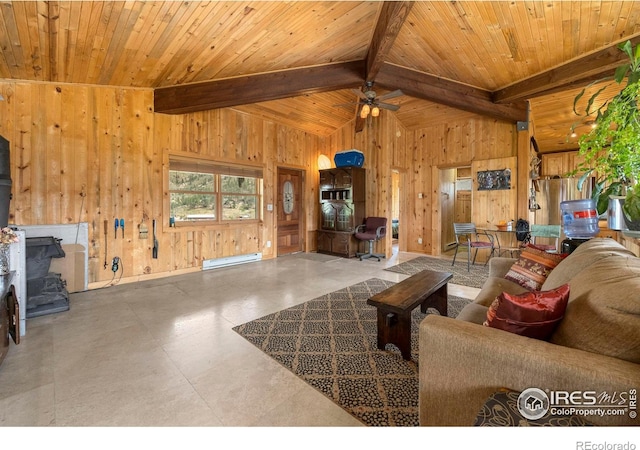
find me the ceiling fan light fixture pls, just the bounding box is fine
[371,106,380,117]
[360,104,370,118]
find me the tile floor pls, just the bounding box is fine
[0,249,479,428]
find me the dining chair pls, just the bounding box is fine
[529,224,562,252]
[452,223,496,271]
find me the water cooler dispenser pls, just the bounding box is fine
[560,199,600,254]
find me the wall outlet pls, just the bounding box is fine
[266,240,272,248]
[417,237,423,244]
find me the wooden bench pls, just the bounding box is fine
[367,270,453,360]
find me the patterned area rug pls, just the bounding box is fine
[232,278,472,427]
[385,256,489,289]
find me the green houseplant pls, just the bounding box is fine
[571,39,640,230]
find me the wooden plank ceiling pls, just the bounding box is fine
[1,1,640,151]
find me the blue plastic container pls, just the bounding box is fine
[334,150,364,168]
[561,199,600,239]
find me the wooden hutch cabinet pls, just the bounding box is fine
[317,167,365,257]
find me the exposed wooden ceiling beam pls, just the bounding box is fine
[494,35,640,104]
[354,2,413,133]
[154,61,365,114]
[375,63,528,123]
[366,1,414,82]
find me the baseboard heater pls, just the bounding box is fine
[202,253,262,270]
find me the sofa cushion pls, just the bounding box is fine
[550,255,640,364]
[504,244,566,291]
[474,276,531,308]
[483,284,570,340]
[455,302,490,324]
[542,238,635,290]
[488,257,519,278]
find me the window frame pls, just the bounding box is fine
[168,156,263,227]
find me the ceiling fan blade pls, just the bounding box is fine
[376,89,404,101]
[351,89,368,100]
[377,102,400,111]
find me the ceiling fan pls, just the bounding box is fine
[336,81,404,118]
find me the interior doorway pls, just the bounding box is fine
[392,170,400,250]
[440,166,472,253]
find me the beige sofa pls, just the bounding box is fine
[419,237,640,426]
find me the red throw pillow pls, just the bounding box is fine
[484,284,570,340]
[504,244,566,291]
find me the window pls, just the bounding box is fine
[169,158,262,224]
[220,175,258,220]
[169,170,217,221]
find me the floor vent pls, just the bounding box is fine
[202,253,262,270]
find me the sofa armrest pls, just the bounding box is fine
[419,315,640,426]
[488,256,516,278]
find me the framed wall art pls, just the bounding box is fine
[477,169,511,191]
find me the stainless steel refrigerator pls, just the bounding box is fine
[533,177,594,226]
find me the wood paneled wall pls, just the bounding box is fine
[155,109,327,267]
[325,113,520,259]
[406,118,518,255]
[0,81,326,286]
[0,81,158,285]
[0,79,527,288]
[471,156,519,227]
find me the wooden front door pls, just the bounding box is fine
[277,168,304,255]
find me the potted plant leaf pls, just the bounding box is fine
[570,39,640,231]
